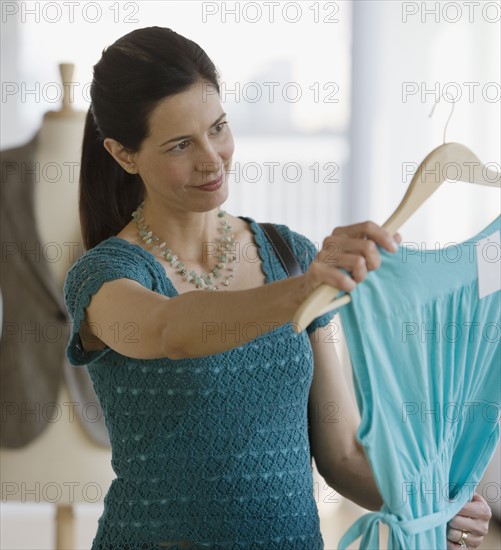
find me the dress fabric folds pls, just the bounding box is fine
[338,216,501,549]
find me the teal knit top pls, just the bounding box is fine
[64,216,335,550]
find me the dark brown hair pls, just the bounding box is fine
[80,26,221,249]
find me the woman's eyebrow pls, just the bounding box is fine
[158,113,227,147]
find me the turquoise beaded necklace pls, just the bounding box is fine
[131,201,237,290]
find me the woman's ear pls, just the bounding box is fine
[103,138,138,174]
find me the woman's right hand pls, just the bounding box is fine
[305,220,403,292]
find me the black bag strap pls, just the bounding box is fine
[259,223,303,277]
[259,222,316,466]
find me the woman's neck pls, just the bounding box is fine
[137,200,225,265]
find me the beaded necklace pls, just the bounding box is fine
[131,202,237,290]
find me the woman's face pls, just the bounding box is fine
[129,79,234,213]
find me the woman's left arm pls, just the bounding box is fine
[308,327,492,546]
[307,323,383,511]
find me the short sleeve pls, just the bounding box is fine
[63,239,158,367]
[273,225,339,335]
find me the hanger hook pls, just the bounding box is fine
[428,93,456,144]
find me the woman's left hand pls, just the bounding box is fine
[446,492,492,548]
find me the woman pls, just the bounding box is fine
[64,27,491,549]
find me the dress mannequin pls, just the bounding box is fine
[0,65,114,549]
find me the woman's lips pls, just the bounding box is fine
[194,174,223,191]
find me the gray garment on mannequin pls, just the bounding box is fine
[0,134,110,449]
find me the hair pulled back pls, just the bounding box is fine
[80,26,220,249]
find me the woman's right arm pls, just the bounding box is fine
[82,220,400,360]
[82,272,322,360]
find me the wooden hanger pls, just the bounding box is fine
[292,103,501,333]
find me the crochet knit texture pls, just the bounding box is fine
[64,216,335,550]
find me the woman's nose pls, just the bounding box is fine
[196,144,222,173]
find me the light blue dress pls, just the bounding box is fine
[63,217,335,550]
[338,216,501,549]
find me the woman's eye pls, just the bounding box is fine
[168,122,228,152]
[213,121,228,133]
[171,140,190,152]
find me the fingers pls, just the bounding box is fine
[343,252,371,283]
[447,527,482,548]
[469,492,493,521]
[307,258,357,293]
[310,220,402,292]
[318,246,375,283]
[446,493,491,550]
[313,243,371,291]
[331,221,400,253]
[449,496,491,536]
[321,237,381,272]
[448,515,488,535]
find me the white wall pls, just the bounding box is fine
[348,0,500,245]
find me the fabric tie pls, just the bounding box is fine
[338,494,471,550]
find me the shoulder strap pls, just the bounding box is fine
[259,222,314,466]
[259,223,303,277]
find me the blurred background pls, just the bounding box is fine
[1,1,500,548]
